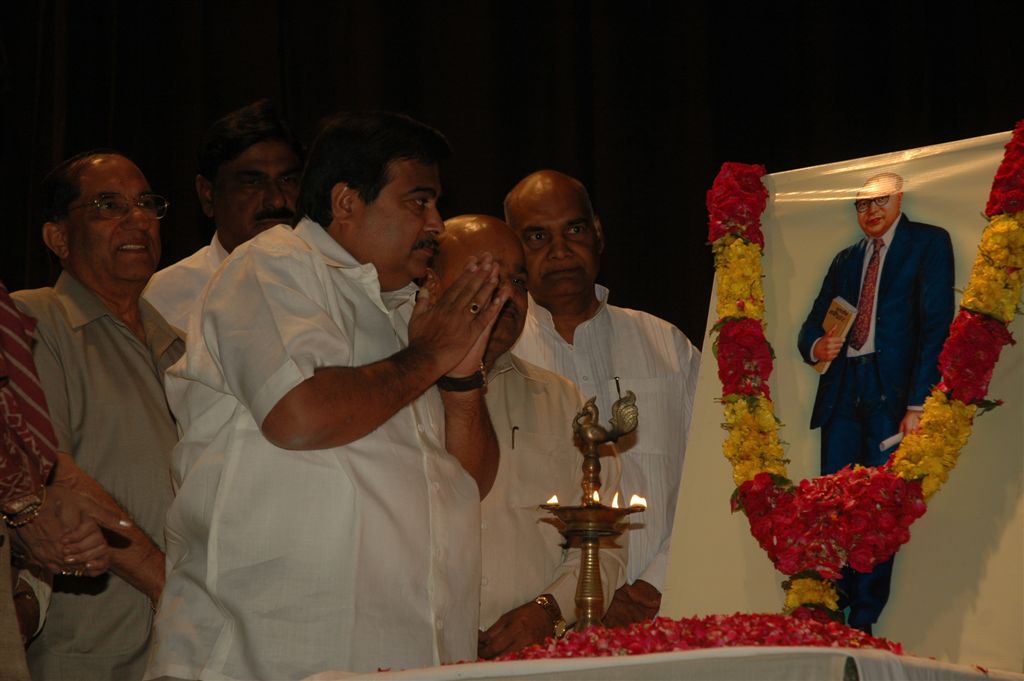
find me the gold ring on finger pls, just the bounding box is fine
[72,568,85,577]
[468,303,481,315]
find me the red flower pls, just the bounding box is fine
[708,163,769,246]
[735,467,926,579]
[985,120,1024,217]
[937,310,1016,403]
[490,614,904,662]
[717,319,773,397]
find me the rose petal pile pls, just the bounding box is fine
[492,613,902,662]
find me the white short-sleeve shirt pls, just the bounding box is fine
[144,232,230,330]
[146,220,481,680]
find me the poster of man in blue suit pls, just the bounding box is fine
[797,172,955,633]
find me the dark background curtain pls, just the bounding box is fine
[2,0,1022,347]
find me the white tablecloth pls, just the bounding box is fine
[308,646,1023,681]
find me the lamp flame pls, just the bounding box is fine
[546,494,559,505]
[611,492,620,508]
[629,494,647,509]
[592,490,600,503]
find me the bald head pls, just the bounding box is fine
[429,214,529,366]
[503,170,595,227]
[434,214,521,277]
[501,170,603,317]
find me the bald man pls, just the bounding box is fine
[504,171,699,627]
[426,215,625,657]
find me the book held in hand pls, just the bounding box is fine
[813,296,857,374]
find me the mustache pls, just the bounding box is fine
[414,238,439,251]
[254,207,296,222]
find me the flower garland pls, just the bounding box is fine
[709,121,1024,616]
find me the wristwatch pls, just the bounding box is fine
[436,363,486,392]
[533,593,568,638]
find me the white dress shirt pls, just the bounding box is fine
[146,220,481,680]
[512,286,700,593]
[481,353,625,629]
[144,232,230,330]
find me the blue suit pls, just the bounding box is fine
[797,214,954,627]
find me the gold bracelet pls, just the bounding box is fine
[4,487,46,528]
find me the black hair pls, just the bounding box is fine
[41,148,123,222]
[197,98,305,181]
[296,110,451,227]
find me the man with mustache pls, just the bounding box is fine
[425,215,625,658]
[145,98,304,328]
[505,170,700,628]
[148,112,507,679]
[12,150,185,679]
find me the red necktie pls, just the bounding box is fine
[0,282,58,515]
[849,238,883,351]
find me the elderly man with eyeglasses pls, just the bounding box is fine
[797,171,954,634]
[11,150,184,680]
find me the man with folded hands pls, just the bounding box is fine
[148,112,510,679]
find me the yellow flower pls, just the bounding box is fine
[715,239,766,320]
[961,214,1024,322]
[722,397,788,484]
[784,577,839,613]
[889,390,975,498]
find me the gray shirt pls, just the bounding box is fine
[14,272,183,681]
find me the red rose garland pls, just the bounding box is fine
[709,123,1023,618]
[474,127,1021,666]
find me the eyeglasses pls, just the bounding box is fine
[68,193,170,220]
[854,195,890,213]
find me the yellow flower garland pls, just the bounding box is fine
[888,391,977,499]
[714,237,766,322]
[713,165,1023,616]
[721,397,787,486]
[961,212,1024,322]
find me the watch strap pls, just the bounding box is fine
[533,593,568,638]
[436,364,486,392]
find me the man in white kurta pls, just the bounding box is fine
[514,288,698,592]
[505,171,700,626]
[426,215,625,659]
[144,233,228,328]
[145,99,303,329]
[147,112,507,680]
[480,353,625,634]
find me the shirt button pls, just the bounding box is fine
[417,424,425,433]
[582,375,589,381]
[481,577,489,587]
[433,481,441,492]
[481,520,488,530]
[436,619,444,630]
